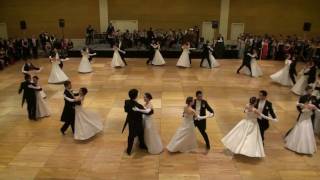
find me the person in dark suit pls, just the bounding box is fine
[304,60,317,84]
[22,59,40,75]
[255,90,277,143]
[30,35,39,59]
[236,49,252,76]
[191,91,214,149]
[123,89,147,155]
[18,74,42,120]
[200,41,212,68]
[289,55,297,84]
[146,39,156,65]
[60,81,80,134]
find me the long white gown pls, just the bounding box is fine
[151,45,166,66]
[167,111,197,153]
[48,60,69,84]
[78,52,93,73]
[285,108,317,155]
[270,59,294,86]
[202,51,220,68]
[35,85,51,119]
[291,69,309,95]
[111,49,125,68]
[221,107,265,158]
[244,55,263,77]
[143,103,163,154]
[74,97,104,140]
[176,47,191,68]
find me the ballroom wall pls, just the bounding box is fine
[108,0,220,30]
[228,0,320,37]
[0,0,319,39]
[0,0,100,38]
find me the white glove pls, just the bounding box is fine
[132,107,139,111]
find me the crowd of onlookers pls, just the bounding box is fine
[237,33,320,61]
[86,23,201,49]
[0,32,73,70]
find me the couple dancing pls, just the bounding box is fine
[123,89,214,155]
[146,40,166,66]
[19,74,50,120]
[60,81,103,140]
[222,90,277,158]
[236,49,263,78]
[123,89,163,155]
[167,91,214,153]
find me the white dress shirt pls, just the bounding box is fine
[196,100,201,115]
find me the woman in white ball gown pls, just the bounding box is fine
[73,87,104,140]
[176,42,195,68]
[133,93,163,154]
[312,75,320,135]
[111,43,126,68]
[48,50,69,84]
[202,44,220,68]
[284,96,317,155]
[270,54,294,86]
[78,47,96,73]
[31,76,51,119]
[167,97,213,153]
[221,97,277,158]
[243,49,263,78]
[151,41,166,66]
[291,64,310,95]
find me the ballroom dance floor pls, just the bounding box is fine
[0,58,319,180]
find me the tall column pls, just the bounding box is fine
[219,0,230,39]
[99,0,108,33]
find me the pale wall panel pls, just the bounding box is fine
[0,0,100,38]
[108,0,221,30]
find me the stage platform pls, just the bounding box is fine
[68,44,239,59]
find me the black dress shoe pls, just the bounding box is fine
[206,144,211,150]
[60,129,65,135]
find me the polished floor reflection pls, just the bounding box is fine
[0,58,319,180]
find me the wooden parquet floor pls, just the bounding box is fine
[0,58,319,180]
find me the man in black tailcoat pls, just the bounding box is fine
[122,89,147,155]
[192,91,214,149]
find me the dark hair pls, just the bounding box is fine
[300,95,310,104]
[80,87,88,96]
[128,89,138,100]
[186,96,194,105]
[259,90,268,97]
[64,80,71,88]
[196,90,202,96]
[24,74,31,80]
[305,85,313,91]
[32,76,39,80]
[144,92,152,100]
[249,96,257,105]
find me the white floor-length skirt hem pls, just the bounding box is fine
[143,116,163,154]
[78,56,93,73]
[285,118,317,155]
[48,62,69,84]
[111,50,125,68]
[152,50,166,66]
[221,119,265,158]
[291,76,308,95]
[176,50,191,68]
[74,106,104,140]
[35,92,51,119]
